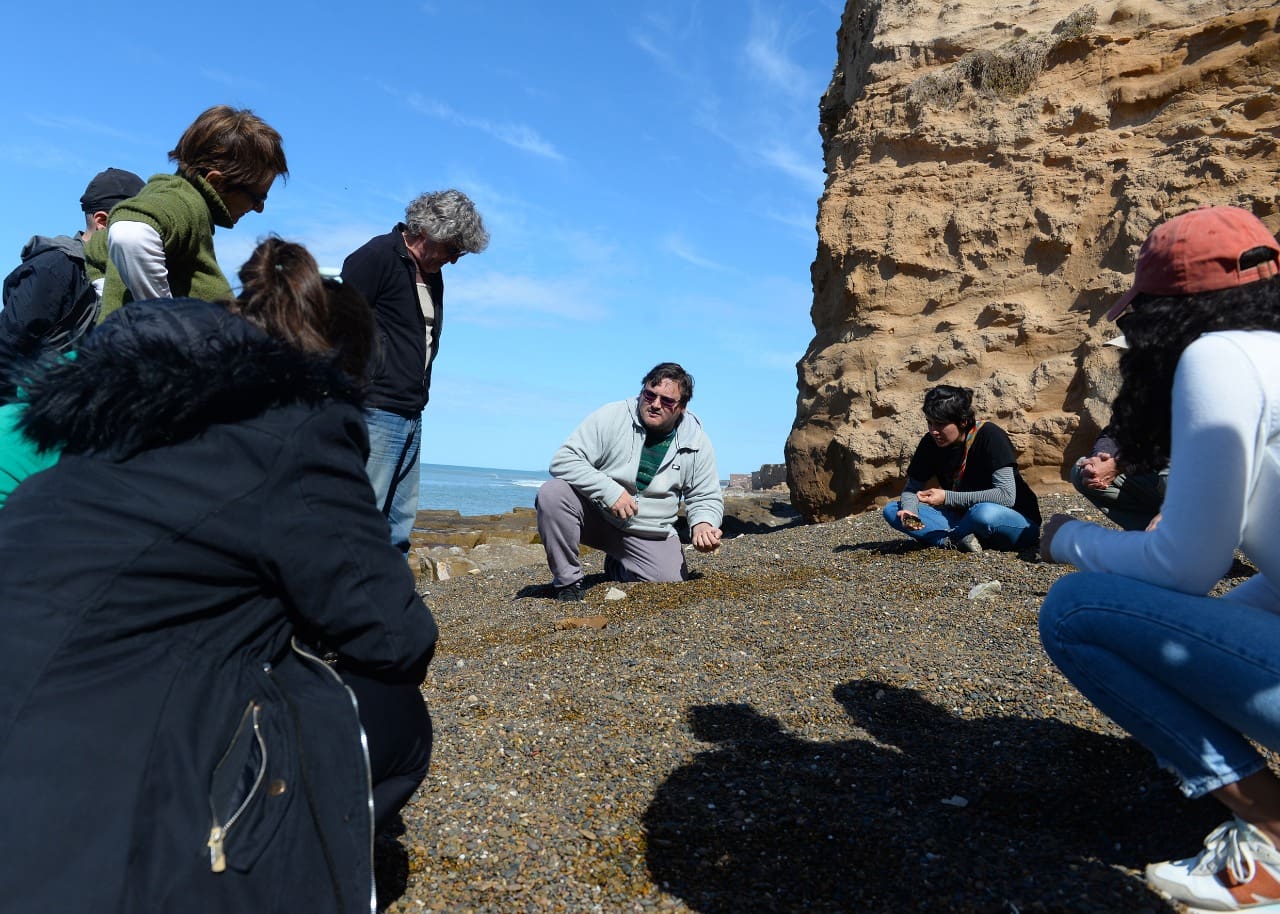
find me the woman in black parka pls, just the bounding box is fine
[0,239,438,913]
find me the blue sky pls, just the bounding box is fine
[2,1,839,475]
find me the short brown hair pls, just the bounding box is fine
[169,105,289,189]
[642,362,694,404]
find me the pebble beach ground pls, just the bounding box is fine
[377,493,1256,914]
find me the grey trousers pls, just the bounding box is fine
[1070,463,1167,532]
[535,478,687,586]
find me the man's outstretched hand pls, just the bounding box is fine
[691,522,722,552]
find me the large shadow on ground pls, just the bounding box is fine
[644,681,1222,913]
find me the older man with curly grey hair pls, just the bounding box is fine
[342,189,489,554]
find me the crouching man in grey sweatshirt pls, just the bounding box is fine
[536,362,723,602]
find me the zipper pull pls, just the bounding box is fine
[207,825,227,873]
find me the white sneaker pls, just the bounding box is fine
[1146,818,1280,912]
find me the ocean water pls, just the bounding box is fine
[419,463,549,517]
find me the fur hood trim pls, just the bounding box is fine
[14,297,362,457]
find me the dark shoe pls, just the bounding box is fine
[604,554,627,582]
[554,581,584,602]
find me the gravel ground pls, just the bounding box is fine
[376,493,1256,914]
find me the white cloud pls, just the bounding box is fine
[199,68,268,92]
[662,233,730,272]
[765,203,820,234]
[631,4,823,190]
[23,114,140,143]
[404,94,564,162]
[0,142,85,172]
[744,11,814,101]
[759,142,824,188]
[449,271,608,324]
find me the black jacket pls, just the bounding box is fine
[0,233,97,356]
[0,298,438,913]
[342,225,444,417]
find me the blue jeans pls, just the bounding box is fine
[882,500,1036,550]
[364,408,421,555]
[1040,571,1280,797]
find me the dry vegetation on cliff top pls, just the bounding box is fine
[373,494,1255,913]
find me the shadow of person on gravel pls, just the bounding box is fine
[514,572,613,600]
[834,538,925,555]
[643,682,1222,913]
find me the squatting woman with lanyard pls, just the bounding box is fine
[882,384,1041,553]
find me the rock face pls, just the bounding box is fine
[787,0,1280,521]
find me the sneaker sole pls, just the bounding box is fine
[1147,874,1280,913]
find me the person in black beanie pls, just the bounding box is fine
[0,167,144,355]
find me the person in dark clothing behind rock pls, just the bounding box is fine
[0,237,438,914]
[341,189,489,555]
[1071,424,1168,531]
[0,167,144,356]
[882,384,1041,553]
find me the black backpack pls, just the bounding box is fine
[1,237,98,356]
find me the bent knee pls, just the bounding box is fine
[965,502,1005,526]
[536,477,575,509]
[1039,572,1113,642]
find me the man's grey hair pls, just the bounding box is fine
[405,189,490,254]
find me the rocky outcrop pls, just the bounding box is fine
[787,0,1280,521]
[410,508,544,581]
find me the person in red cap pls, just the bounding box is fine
[1038,205,1280,912]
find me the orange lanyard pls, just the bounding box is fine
[955,421,984,484]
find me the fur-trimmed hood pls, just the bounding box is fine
[12,297,362,458]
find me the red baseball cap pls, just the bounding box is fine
[1107,206,1280,320]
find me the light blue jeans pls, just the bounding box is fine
[363,408,422,556]
[1040,571,1280,797]
[882,500,1037,550]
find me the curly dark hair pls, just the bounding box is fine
[922,384,975,430]
[1110,274,1280,469]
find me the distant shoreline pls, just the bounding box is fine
[418,462,769,518]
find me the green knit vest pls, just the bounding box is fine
[99,172,235,321]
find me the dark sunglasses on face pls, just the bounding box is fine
[641,388,681,411]
[229,184,269,207]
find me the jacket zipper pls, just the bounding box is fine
[291,637,378,914]
[207,701,267,873]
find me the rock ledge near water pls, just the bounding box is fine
[408,491,803,582]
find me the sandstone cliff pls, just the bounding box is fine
[787,0,1280,521]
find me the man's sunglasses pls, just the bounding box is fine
[641,388,681,411]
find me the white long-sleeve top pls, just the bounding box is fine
[107,220,170,301]
[1050,330,1280,611]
